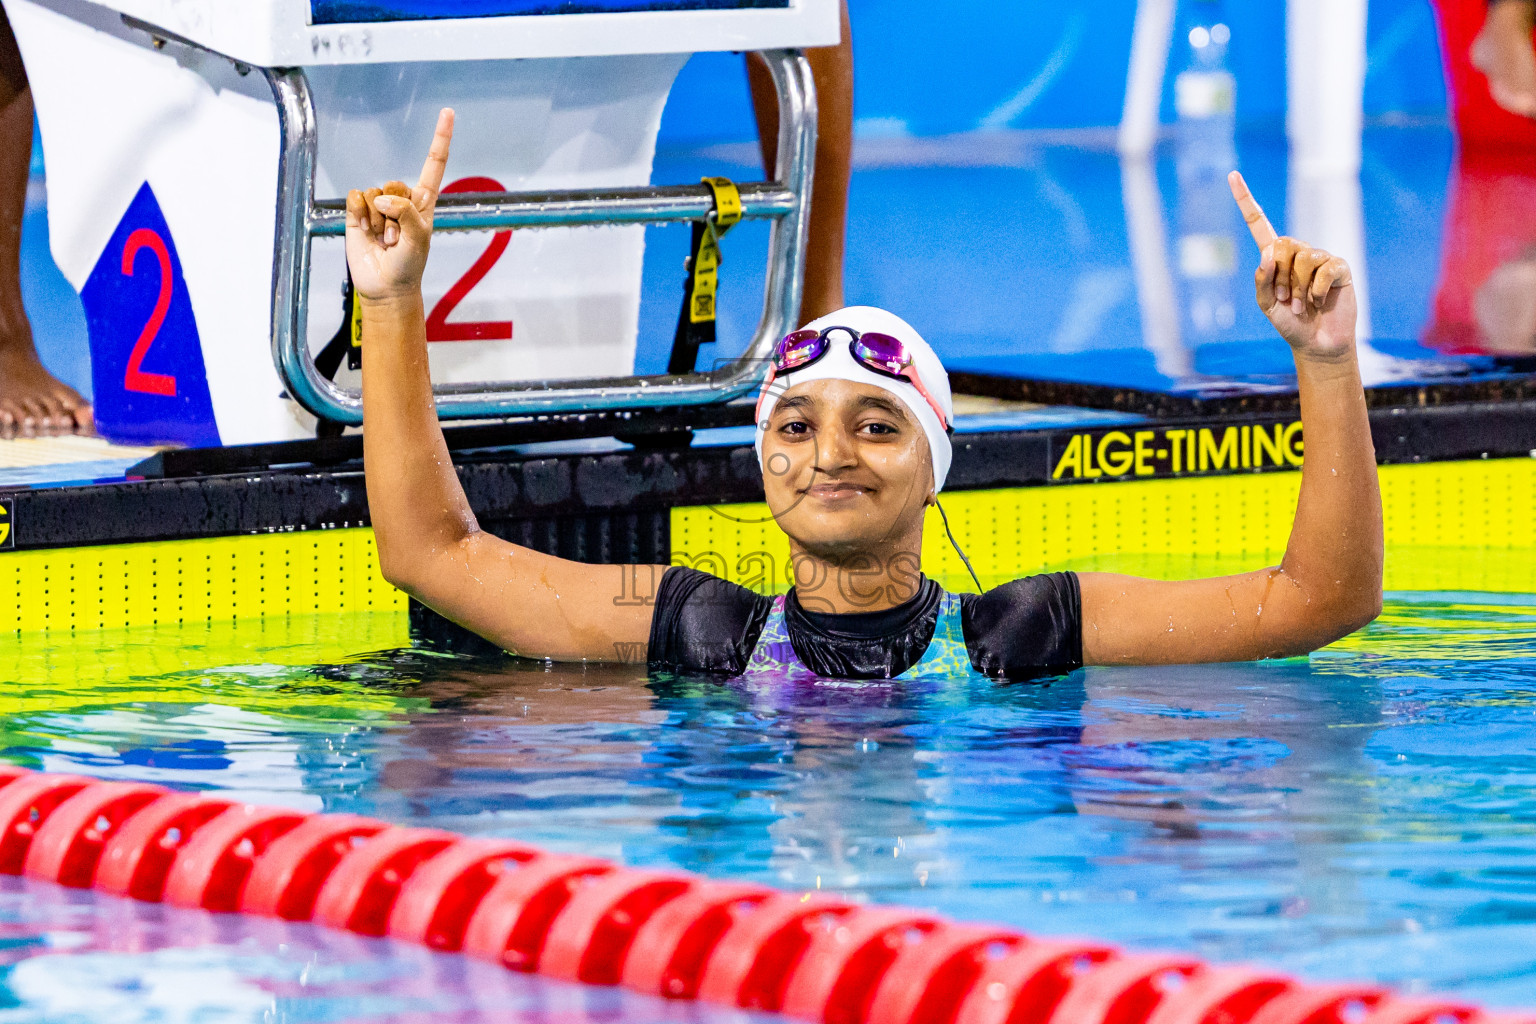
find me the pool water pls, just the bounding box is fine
[3,593,1536,1019]
[0,877,772,1023]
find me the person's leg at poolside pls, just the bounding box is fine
[0,3,91,436]
[1473,0,1536,118]
[747,0,851,326]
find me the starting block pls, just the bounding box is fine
[10,0,835,446]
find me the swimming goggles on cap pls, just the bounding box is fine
[755,325,951,429]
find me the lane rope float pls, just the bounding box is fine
[0,766,1528,1024]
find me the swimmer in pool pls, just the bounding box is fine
[349,110,1383,681]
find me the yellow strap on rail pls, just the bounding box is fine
[706,175,743,230]
[669,177,742,374]
[687,176,743,325]
[349,278,364,368]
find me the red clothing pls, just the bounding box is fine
[1426,150,1536,353]
[1433,0,1536,151]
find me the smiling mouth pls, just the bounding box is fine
[802,482,875,501]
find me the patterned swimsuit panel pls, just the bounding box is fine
[741,591,991,682]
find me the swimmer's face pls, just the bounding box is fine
[760,378,934,557]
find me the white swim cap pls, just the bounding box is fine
[754,306,954,493]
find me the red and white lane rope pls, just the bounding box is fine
[0,766,1527,1024]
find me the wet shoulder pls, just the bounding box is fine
[648,566,773,675]
[959,572,1083,681]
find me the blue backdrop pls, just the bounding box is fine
[657,0,1449,144]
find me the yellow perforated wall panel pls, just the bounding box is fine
[0,529,406,634]
[672,457,1536,595]
[5,457,1534,637]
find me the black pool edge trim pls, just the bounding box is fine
[124,402,755,481]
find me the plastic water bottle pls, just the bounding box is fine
[1174,0,1241,340]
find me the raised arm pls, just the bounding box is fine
[349,109,662,662]
[1078,171,1383,665]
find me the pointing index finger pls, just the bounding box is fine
[417,107,455,197]
[1228,170,1277,250]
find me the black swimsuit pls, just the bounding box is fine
[647,568,1082,681]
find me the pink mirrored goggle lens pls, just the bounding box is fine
[852,333,950,429]
[849,332,911,377]
[772,329,828,372]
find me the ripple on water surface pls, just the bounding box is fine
[2,597,1536,1013]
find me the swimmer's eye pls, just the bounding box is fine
[860,421,901,436]
[778,419,812,436]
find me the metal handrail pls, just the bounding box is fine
[265,48,817,425]
[307,183,799,235]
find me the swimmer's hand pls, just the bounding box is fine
[345,108,455,302]
[1228,170,1356,361]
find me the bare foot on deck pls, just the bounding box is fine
[0,330,92,437]
[1473,0,1536,119]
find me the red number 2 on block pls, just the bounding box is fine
[425,176,514,342]
[120,228,178,397]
